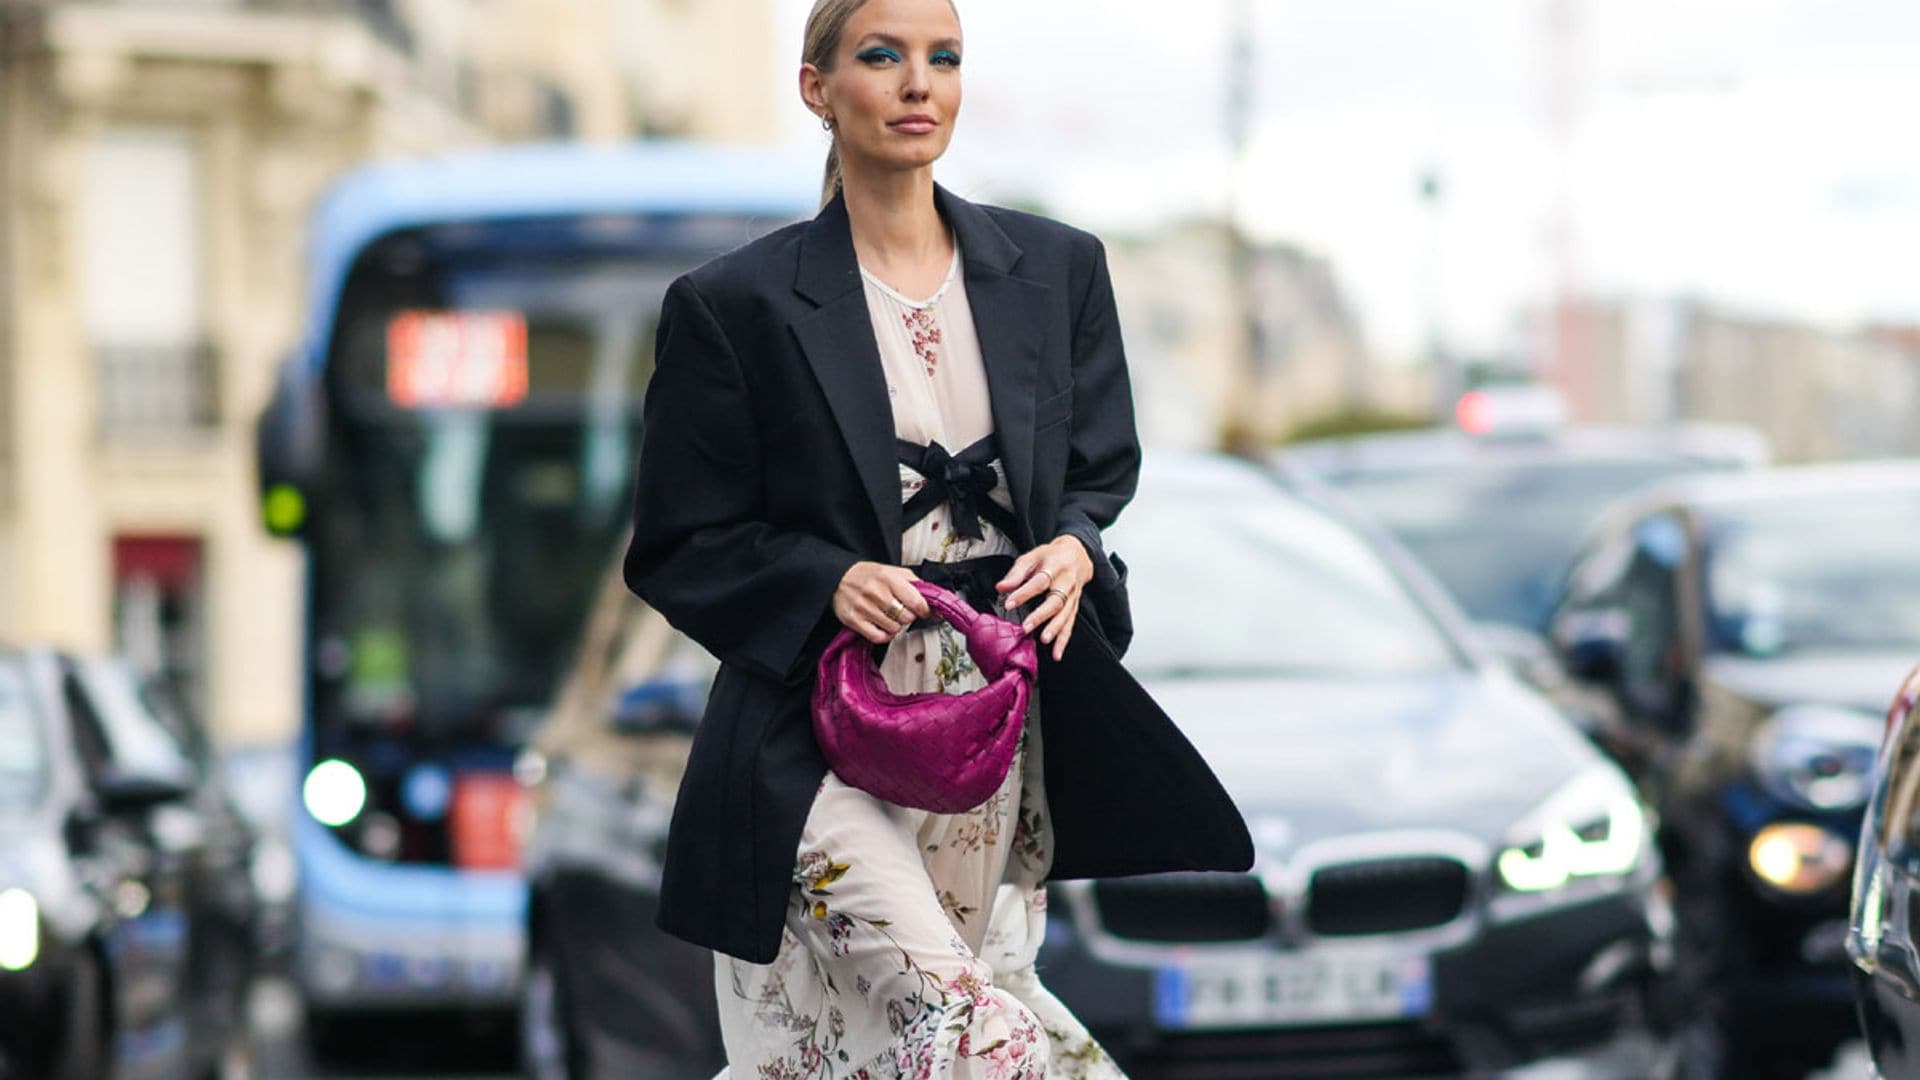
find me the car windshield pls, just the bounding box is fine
[1326,456,1724,631]
[1705,492,1920,657]
[78,661,196,779]
[0,660,47,809]
[1112,487,1462,680]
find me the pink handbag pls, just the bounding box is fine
[812,579,1037,813]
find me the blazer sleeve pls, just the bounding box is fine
[624,275,860,684]
[1054,237,1140,593]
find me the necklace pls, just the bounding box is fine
[859,246,961,311]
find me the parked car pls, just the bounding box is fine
[216,742,299,965]
[0,648,257,1080]
[1035,453,1670,1077]
[1550,461,1920,1078]
[517,561,721,1080]
[1273,417,1768,652]
[1849,662,1920,1080]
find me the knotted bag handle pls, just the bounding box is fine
[908,579,1038,682]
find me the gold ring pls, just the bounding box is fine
[1046,588,1068,602]
[1034,569,1054,588]
[884,600,907,622]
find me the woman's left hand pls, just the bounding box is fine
[996,535,1096,661]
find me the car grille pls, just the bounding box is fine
[1130,1022,1461,1079]
[1305,856,1469,936]
[1091,872,1272,943]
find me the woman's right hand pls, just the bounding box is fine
[834,562,931,644]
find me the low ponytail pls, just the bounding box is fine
[804,0,867,207]
[822,139,843,207]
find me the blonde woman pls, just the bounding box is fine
[624,0,1252,1074]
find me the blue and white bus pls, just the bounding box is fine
[255,143,812,1041]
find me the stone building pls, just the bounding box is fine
[1103,220,1385,451]
[0,0,776,743]
[1568,297,1920,463]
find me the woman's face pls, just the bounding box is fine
[804,0,963,178]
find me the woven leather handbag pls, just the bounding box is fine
[812,579,1038,813]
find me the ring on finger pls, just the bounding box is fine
[1046,588,1068,603]
[884,600,907,622]
[1033,568,1054,590]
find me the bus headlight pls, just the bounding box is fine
[0,888,40,971]
[1496,767,1648,895]
[304,759,368,828]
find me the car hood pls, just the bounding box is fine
[0,840,29,892]
[0,823,64,895]
[1138,666,1604,856]
[1702,651,1918,714]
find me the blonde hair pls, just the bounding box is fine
[802,0,959,207]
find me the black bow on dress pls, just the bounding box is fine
[896,436,1021,542]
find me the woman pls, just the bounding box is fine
[624,0,1252,1074]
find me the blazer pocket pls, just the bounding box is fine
[1034,387,1074,430]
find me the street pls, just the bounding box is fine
[243,975,1876,1080]
[250,979,515,1080]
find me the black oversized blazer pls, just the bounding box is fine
[624,185,1252,964]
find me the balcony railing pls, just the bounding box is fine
[96,340,221,436]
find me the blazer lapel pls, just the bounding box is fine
[938,187,1050,547]
[790,188,1053,561]
[792,194,903,562]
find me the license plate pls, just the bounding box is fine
[1154,949,1432,1030]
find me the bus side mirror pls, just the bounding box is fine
[256,360,326,539]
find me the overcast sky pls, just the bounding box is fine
[770,0,1920,362]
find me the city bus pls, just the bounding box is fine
[254,143,813,1046]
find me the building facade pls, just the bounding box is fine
[0,0,775,744]
[1104,220,1388,451]
[1565,297,1920,464]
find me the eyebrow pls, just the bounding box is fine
[852,33,963,53]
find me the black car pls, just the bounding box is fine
[1273,419,1767,650]
[1551,462,1920,1078]
[1850,662,1920,1080]
[518,564,720,1080]
[0,648,257,1079]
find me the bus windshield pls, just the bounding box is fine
[313,226,683,755]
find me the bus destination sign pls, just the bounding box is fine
[386,310,530,409]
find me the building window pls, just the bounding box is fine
[80,127,218,435]
[112,534,208,724]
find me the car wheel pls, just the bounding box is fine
[520,936,582,1080]
[52,951,110,1080]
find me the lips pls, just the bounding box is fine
[889,115,938,134]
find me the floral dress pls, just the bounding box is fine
[712,245,1125,1079]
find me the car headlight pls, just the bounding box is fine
[1750,705,1882,812]
[0,888,40,971]
[1496,766,1648,896]
[1748,822,1851,896]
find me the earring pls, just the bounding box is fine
[820,113,835,131]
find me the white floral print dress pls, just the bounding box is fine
[712,245,1125,1079]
